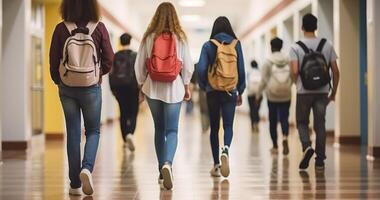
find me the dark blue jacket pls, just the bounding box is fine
[197,32,246,95]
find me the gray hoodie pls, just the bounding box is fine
[258,52,291,102]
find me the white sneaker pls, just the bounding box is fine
[69,187,82,196]
[210,165,221,177]
[126,134,136,152]
[161,164,173,190]
[220,146,230,178]
[80,169,94,195]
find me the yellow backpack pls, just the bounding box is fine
[208,39,238,92]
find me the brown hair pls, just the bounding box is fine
[60,0,100,22]
[142,2,187,42]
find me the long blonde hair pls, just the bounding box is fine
[142,2,187,42]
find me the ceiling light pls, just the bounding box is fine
[181,15,201,22]
[179,0,206,7]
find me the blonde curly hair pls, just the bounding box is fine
[142,2,187,42]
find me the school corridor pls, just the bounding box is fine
[1,0,380,199]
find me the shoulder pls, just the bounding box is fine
[201,41,213,50]
[95,21,109,33]
[54,22,67,33]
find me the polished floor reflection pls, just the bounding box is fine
[1,107,380,200]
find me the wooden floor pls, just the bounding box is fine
[1,107,380,200]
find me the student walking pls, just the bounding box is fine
[290,13,340,171]
[197,16,246,178]
[109,33,139,151]
[257,37,292,155]
[246,60,262,132]
[134,2,193,190]
[49,0,114,196]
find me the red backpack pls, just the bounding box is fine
[146,33,182,82]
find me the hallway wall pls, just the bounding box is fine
[1,0,32,146]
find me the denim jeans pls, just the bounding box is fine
[207,91,237,165]
[267,101,290,147]
[146,97,182,170]
[296,94,328,162]
[59,84,101,188]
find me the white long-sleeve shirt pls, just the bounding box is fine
[134,34,194,103]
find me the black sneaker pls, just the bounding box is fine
[220,146,230,177]
[283,140,289,155]
[315,160,325,171]
[299,147,314,171]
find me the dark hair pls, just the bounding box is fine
[270,37,283,52]
[251,60,258,68]
[210,16,237,39]
[120,33,132,46]
[60,0,100,22]
[302,13,317,32]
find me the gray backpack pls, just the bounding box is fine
[59,21,100,87]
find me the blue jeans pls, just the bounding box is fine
[146,97,182,170]
[59,84,101,188]
[296,94,328,162]
[207,91,237,165]
[267,101,290,148]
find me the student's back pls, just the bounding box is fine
[290,37,337,94]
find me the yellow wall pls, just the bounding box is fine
[43,3,64,135]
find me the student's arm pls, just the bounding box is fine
[257,60,271,98]
[289,47,299,83]
[99,23,114,75]
[49,24,62,85]
[236,41,246,96]
[290,60,299,83]
[197,43,210,91]
[181,41,194,101]
[329,60,340,102]
[134,40,149,87]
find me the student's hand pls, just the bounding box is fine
[138,91,145,103]
[237,95,243,106]
[184,85,191,101]
[328,93,336,104]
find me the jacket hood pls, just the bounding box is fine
[212,32,236,44]
[269,52,289,67]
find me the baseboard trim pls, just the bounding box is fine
[45,133,64,140]
[339,136,361,145]
[2,141,29,150]
[371,147,380,158]
[326,130,335,137]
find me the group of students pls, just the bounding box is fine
[49,0,340,196]
[246,14,340,167]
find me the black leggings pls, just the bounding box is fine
[247,95,262,125]
[112,86,139,142]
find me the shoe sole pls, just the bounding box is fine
[220,154,230,177]
[299,149,314,171]
[80,171,94,195]
[69,189,82,196]
[161,166,173,190]
[126,137,135,152]
[283,141,289,155]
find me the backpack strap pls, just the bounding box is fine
[230,39,238,47]
[296,41,310,54]
[210,39,221,47]
[87,21,99,35]
[316,38,327,53]
[63,21,77,35]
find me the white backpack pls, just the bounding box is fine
[267,63,292,97]
[247,70,261,95]
[59,21,100,87]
